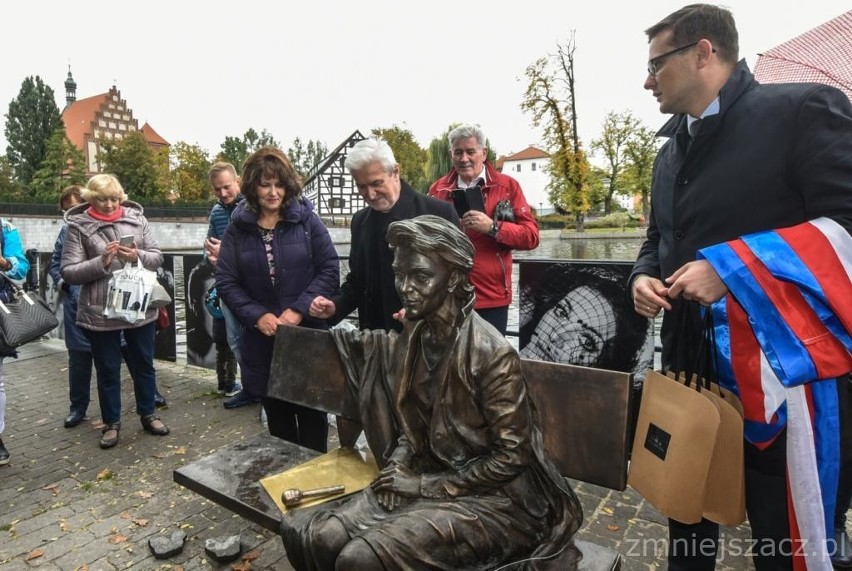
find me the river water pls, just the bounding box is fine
[166,229,647,362]
[334,229,645,262]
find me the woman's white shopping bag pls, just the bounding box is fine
[103,262,157,324]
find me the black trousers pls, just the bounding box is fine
[262,397,329,453]
[837,376,852,529]
[474,306,509,336]
[669,377,850,570]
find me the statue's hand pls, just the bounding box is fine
[371,464,421,499]
[375,490,403,512]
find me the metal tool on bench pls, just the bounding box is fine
[282,484,345,507]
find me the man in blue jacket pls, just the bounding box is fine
[630,4,852,569]
[203,162,248,406]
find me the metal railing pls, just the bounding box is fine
[0,203,211,219]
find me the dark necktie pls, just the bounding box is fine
[688,118,702,138]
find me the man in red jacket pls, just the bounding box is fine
[429,124,539,334]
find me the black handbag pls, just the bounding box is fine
[0,284,59,351]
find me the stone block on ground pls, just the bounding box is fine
[204,533,242,563]
[148,529,187,559]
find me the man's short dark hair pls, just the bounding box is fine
[646,3,739,64]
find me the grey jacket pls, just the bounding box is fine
[60,201,163,331]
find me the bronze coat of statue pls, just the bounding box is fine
[281,215,582,570]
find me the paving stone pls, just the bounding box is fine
[5,505,75,537]
[36,529,98,563]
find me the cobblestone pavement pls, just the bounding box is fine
[2,339,846,570]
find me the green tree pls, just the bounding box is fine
[287,137,329,178]
[170,141,211,202]
[622,123,659,222]
[426,135,453,186]
[522,34,590,230]
[216,128,281,171]
[590,111,640,215]
[372,126,428,192]
[4,76,63,186]
[30,127,87,202]
[585,165,609,213]
[217,135,248,170]
[98,130,164,201]
[0,157,24,201]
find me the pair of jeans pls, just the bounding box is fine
[68,349,93,415]
[0,358,5,435]
[85,322,157,424]
[220,301,243,362]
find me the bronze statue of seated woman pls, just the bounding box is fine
[281,215,583,570]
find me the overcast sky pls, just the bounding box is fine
[2,1,848,166]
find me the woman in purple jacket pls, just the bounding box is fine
[216,147,339,452]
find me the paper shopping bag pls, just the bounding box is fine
[700,387,745,526]
[628,369,720,523]
[661,371,745,526]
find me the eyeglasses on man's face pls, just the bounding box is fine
[647,41,700,76]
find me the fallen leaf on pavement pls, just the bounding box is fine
[109,534,128,544]
[133,518,148,527]
[137,491,154,499]
[96,468,113,481]
[43,484,61,496]
[607,524,620,531]
[242,549,261,561]
[120,512,131,520]
[59,520,69,532]
[231,562,251,571]
[174,446,187,455]
[25,549,44,561]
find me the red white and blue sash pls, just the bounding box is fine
[699,217,851,571]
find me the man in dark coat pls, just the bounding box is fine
[309,138,458,333]
[629,4,852,570]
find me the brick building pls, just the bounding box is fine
[60,68,169,175]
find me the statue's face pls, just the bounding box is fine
[392,248,453,320]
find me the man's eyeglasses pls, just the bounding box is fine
[647,41,699,76]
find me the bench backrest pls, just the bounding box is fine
[267,327,632,490]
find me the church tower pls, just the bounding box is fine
[64,66,77,108]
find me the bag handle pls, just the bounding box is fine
[666,301,716,392]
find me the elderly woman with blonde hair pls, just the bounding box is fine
[60,174,170,449]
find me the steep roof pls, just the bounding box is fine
[141,122,169,146]
[61,92,109,150]
[754,10,852,100]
